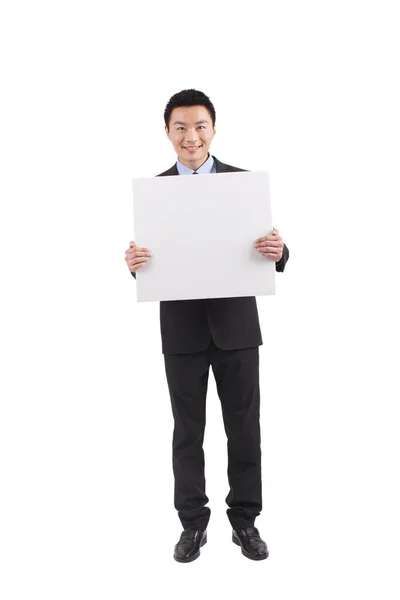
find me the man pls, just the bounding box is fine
[125,89,289,562]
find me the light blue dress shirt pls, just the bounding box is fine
[176,152,216,175]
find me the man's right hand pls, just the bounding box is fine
[125,240,152,273]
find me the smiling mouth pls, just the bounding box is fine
[184,145,203,151]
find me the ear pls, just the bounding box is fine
[165,125,170,140]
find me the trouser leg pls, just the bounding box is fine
[211,345,262,530]
[163,350,211,531]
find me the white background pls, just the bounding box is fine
[1,1,399,598]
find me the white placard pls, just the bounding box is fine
[132,171,275,302]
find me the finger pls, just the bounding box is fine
[254,236,281,245]
[130,262,145,272]
[136,254,152,262]
[254,231,279,243]
[126,249,152,257]
[131,257,150,268]
[260,250,281,259]
[257,251,282,258]
[259,246,281,254]
[257,239,282,245]
[255,240,282,249]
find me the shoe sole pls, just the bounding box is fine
[232,533,269,561]
[173,535,207,563]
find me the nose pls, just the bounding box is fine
[184,128,199,142]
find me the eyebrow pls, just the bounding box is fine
[172,119,209,125]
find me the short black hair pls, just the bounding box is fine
[164,89,216,130]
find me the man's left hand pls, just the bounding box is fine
[253,228,284,262]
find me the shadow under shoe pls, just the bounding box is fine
[174,528,207,563]
[232,526,269,561]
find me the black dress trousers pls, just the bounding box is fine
[163,337,262,532]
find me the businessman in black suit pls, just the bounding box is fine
[125,89,289,562]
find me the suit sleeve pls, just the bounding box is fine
[131,271,136,279]
[275,243,289,273]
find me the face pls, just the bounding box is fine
[165,105,216,170]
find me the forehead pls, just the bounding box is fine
[170,105,212,125]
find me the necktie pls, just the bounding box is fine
[193,171,198,174]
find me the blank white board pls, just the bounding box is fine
[132,171,275,302]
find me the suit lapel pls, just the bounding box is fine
[212,156,231,172]
[157,164,179,176]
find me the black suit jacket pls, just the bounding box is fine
[132,155,289,354]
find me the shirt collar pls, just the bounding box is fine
[176,153,214,175]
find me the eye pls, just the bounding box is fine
[198,125,205,129]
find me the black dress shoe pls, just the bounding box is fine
[232,527,269,561]
[173,528,207,563]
